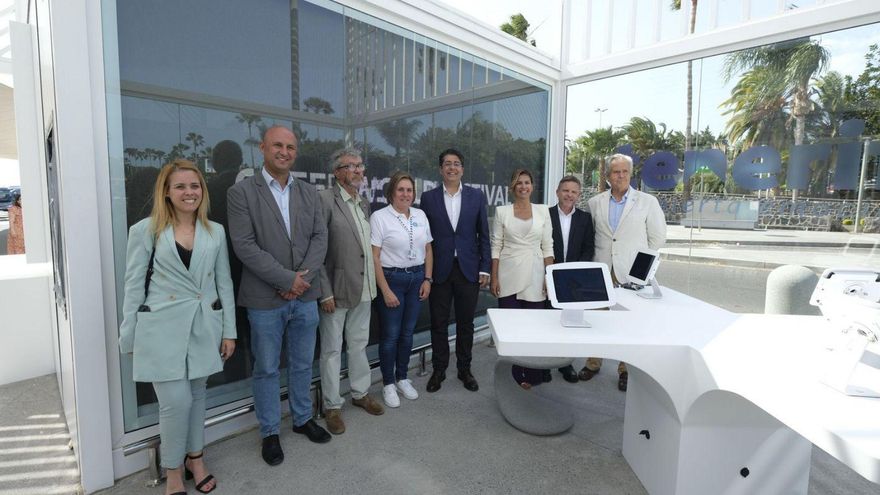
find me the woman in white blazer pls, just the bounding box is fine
[490,168,554,388]
[119,159,236,495]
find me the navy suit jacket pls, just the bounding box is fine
[549,205,595,263]
[421,184,491,284]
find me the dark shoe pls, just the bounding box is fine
[578,366,599,381]
[559,366,579,383]
[184,452,216,493]
[426,371,446,393]
[457,370,479,392]
[292,419,331,444]
[352,394,385,415]
[260,435,284,466]
[618,372,628,392]
[541,369,552,383]
[324,409,345,435]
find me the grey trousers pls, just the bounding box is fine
[318,299,372,409]
[152,376,209,468]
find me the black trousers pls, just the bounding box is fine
[429,259,480,373]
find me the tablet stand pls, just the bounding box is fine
[821,327,880,398]
[560,309,591,328]
[636,278,663,299]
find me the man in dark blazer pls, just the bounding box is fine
[548,175,595,383]
[421,148,491,393]
[227,125,329,467]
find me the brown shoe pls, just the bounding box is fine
[352,394,385,416]
[324,409,345,435]
[618,372,628,392]
[578,367,598,381]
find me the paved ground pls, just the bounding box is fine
[93,333,880,495]
[0,375,80,495]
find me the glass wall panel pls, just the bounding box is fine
[565,21,880,315]
[106,0,550,432]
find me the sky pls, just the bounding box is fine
[437,0,880,142]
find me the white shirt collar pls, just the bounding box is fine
[558,205,576,218]
[443,182,463,198]
[261,167,291,189]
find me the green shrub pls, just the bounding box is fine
[842,218,854,225]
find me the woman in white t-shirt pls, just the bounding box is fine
[370,171,434,408]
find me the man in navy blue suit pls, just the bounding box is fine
[421,149,491,393]
[548,175,595,383]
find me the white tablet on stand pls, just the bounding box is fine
[545,262,616,328]
[628,249,662,299]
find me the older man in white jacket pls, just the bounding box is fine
[581,153,667,391]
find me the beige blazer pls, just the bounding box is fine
[587,188,667,280]
[317,184,373,308]
[491,203,554,300]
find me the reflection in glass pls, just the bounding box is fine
[108,0,550,432]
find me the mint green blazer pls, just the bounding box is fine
[119,218,236,382]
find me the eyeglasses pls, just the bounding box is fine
[336,163,365,172]
[442,161,463,168]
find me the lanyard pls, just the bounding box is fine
[394,211,416,259]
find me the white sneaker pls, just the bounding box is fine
[383,384,400,408]
[396,379,419,400]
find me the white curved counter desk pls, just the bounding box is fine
[487,287,880,495]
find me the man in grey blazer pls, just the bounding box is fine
[582,153,666,392]
[227,125,330,466]
[317,148,384,435]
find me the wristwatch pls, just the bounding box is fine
[424,277,434,284]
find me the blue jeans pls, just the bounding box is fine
[377,266,424,385]
[248,299,318,437]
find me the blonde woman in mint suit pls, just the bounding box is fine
[119,159,236,495]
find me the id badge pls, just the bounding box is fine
[408,248,417,259]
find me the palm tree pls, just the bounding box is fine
[622,117,683,157]
[124,147,139,167]
[500,13,536,47]
[236,113,264,166]
[303,97,335,115]
[723,38,829,198]
[168,143,190,161]
[375,118,423,162]
[671,0,699,200]
[185,132,205,163]
[572,127,625,191]
[720,66,789,147]
[152,148,166,166]
[622,117,685,189]
[812,71,849,196]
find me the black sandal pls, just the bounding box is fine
[184,452,216,494]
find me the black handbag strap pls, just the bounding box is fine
[143,241,157,300]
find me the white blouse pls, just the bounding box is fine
[370,205,433,268]
[491,204,554,301]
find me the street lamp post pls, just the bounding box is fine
[696,165,711,232]
[595,107,608,128]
